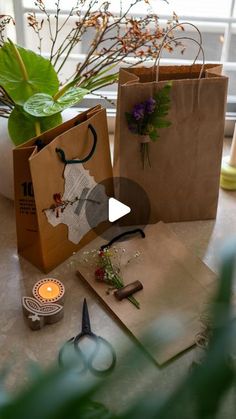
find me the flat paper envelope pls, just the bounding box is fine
[77,222,216,365]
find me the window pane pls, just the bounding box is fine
[22,13,81,55]
[228,25,236,61]
[156,0,232,18]
[15,1,236,99]
[159,24,225,61]
[22,0,142,13]
[224,70,236,95]
[233,1,236,16]
[22,0,233,17]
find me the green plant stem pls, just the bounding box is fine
[114,274,140,309]
[102,254,140,309]
[53,79,75,100]
[35,120,41,136]
[140,143,151,169]
[8,39,28,81]
[128,296,140,309]
[81,73,118,91]
[53,66,92,101]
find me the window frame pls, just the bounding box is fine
[10,0,236,133]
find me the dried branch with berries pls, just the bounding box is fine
[0,1,185,142]
[26,0,182,91]
[0,1,183,114]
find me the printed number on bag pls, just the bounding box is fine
[19,181,36,216]
[21,182,34,197]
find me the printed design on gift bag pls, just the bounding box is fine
[45,191,100,219]
[19,181,36,224]
[80,229,145,309]
[44,164,107,244]
[44,123,108,243]
[125,83,172,169]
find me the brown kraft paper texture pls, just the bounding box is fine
[77,222,216,365]
[114,64,228,223]
[13,106,113,272]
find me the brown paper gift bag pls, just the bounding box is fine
[13,105,113,272]
[114,63,228,223]
[76,222,216,365]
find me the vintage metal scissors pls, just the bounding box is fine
[58,298,116,376]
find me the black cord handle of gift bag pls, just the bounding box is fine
[100,228,145,251]
[55,123,97,164]
[154,22,205,82]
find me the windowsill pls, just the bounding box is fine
[77,107,235,137]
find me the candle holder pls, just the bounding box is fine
[22,278,65,330]
[33,278,65,304]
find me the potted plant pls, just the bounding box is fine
[0,0,179,198]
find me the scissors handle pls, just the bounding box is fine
[58,336,92,375]
[59,333,116,376]
[59,299,116,376]
[74,333,116,376]
[58,337,77,368]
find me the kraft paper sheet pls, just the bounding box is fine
[77,222,216,365]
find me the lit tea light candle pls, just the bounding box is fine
[33,278,65,304]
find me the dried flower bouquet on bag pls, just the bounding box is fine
[126,83,172,168]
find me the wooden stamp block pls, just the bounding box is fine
[22,296,64,330]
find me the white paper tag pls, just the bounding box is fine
[45,162,107,244]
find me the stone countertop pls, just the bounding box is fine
[0,139,236,414]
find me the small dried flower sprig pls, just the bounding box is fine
[0,14,14,46]
[43,192,99,217]
[126,83,172,168]
[82,247,141,309]
[42,193,79,218]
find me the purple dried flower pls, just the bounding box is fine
[132,103,145,120]
[145,97,156,114]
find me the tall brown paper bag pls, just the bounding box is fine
[13,106,113,272]
[114,64,228,223]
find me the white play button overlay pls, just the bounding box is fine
[108,197,131,223]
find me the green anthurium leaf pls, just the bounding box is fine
[23,87,89,117]
[8,106,62,145]
[0,41,59,105]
